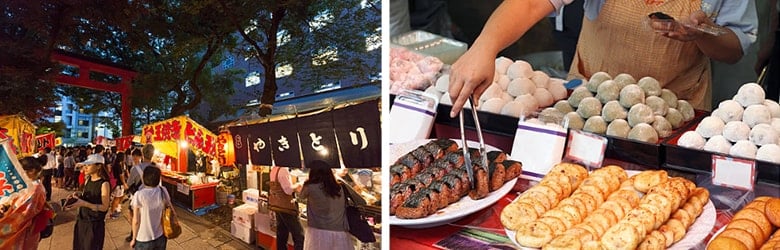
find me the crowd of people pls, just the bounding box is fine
[0,143,177,250]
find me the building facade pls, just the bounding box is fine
[49,95,113,146]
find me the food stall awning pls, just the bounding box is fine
[141,115,218,157]
[0,115,37,157]
[227,99,381,168]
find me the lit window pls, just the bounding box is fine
[369,72,381,81]
[309,10,333,32]
[315,81,341,93]
[245,72,261,87]
[275,64,293,78]
[360,0,375,9]
[244,25,256,34]
[312,47,338,66]
[54,116,62,123]
[277,30,290,46]
[365,29,380,52]
[276,91,295,100]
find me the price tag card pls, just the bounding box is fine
[177,183,191,194]
[711,155,755,191]
[564,130,608,170]
[510,121,568,181]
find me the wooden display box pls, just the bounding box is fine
[663,125,780,185]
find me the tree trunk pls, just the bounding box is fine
[259,70,278,116]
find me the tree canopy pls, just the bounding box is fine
[1,0,379,135]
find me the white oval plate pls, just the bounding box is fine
[388,139,518,229]
[504,170,716,249]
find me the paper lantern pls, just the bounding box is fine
[217,131,235,166]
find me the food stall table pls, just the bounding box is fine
[389,156,780,249]
[160,172,219,214]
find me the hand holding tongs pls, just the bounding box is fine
[458,97,488,190]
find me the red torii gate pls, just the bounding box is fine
[50,50,136,136]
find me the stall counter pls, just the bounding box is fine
[160,173,218,211]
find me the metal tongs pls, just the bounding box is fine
[458,97,488,189]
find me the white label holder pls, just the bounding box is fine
[388,90,439,144]
[510,121,568,181]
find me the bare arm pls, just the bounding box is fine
[130,206,141,247]
[653,11,747,64]
[448,0,556,117]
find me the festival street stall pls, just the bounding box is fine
[225,98,381,248]
[0,115,37,157]
[141,115,220,214]
[388,30,780,249]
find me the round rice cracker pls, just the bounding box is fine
[608,189,641,207]
[638,203,666,230]
[501,201,538,230]
[733,207,773,240]
[557,203,585,224]
[581,174,616,196]
[665,218,687,242]
[524,185,558,210]
[564,226,596,243]
[651,185,683,212]
[584,212,613,237]
[595,165,629,183]
[539,216,568,236]
[515,221,554,248]
[576,184,607,205]
[574,224,602,241]
[707,235,749,250]
[571,192,600,213]
[543,209,577,230]
[642,193,674,224]
[600,200,627,219]
[638,230,667,250]
[541,173,574,198]
[681,201,703,219]
[719,228,757,250]
[743,199,766,211]
[558,196,590,218]
[545,234,583,250]
[549,163,589,189]
[594,207,620,227]
[726,218,766,245]
[625,207,656,236]
[671,209,693,228]
[601,221,642,250]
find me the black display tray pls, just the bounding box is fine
[663,125,780,186]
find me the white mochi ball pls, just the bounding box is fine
[606,119,631,138]
[734,83,765,107]
[628,103,655,127]
[479,83,504,103]
[771,118,780,133]
[435,74,450,93]
[501,101,529,118]
[628,123,659,143]
[587,72,612,92]
[677,100,695,122]
[548,79,568,101]
[619,84,646,109]
[723,121,751,142]
[743,104,772,128]
[749,124,779,146]
[713,100,744,123]
[496,74,511,91]
[703,135,732,154]
[507,77,536,97]
[495,57,513,75]
[507,60,534,80]
[678,131,706,149]
[501,92,514,103]
[481,98,509,114]
[730,140,758,159]
[515,94,540,112]
[756,144,780,164]
[533,88,555,108]
[637,76,662,96]
[764,99,780,118]
[531,71,550,89]
[564,112,585,130]
[696,116,726,138]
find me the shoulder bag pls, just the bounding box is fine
[159,187,181,239]
[268,167,298,214]
[340,183,376,243]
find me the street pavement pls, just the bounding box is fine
[37,185,259,250]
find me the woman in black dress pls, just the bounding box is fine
[65,155,111,250]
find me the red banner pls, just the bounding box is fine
[35,133,55,151]
[141,116,217,156]
[115,135,134,152]
[216,131,235,166]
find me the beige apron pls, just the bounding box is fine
[570,0,712,110]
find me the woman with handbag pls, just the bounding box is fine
[299,160,354,250]
[65,154,111,250]
[130,166,176,249]
[269,165,305,250]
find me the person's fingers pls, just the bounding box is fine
[472,80,490,108]
[448,73,466,117]
[689,10,708,25]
